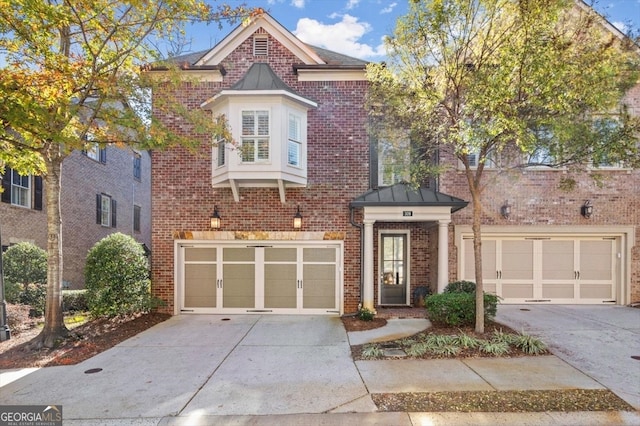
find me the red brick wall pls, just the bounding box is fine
[151,31,370,313]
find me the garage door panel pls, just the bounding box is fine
[304,248,335,262]
[463,239,496,278]
[303,264,336,309]
[542,283,574,299]
[542,241,574,280]
[223,264,255,308]
[502,240,533,280]
[184,264,217,308]
[581,284,612,299]
[264,264,297,308]
[580,241,612,281]
[502,283,534,299]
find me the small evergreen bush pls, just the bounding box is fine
[62,290,88,312]
[85,233,154,317]
[357,307,375,321]
[444,280,477,294]
[425,292,499,327]
[2,242,47,316]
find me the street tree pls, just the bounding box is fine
[0,0,257,347]
[367,0,639,332]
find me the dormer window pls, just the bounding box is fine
[253,35,268,56]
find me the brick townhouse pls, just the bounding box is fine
[149,12,638,316]
[1,145,151,289]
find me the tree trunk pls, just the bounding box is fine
[37,154,68,348]
[471,190,484,334]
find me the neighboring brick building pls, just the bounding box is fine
[1,145,151,289]
[149,13,638,316]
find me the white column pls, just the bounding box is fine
[362,220,375,311]
[437,219,451,293]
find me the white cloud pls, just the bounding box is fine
[380,2,397,14]
[293,14,387,59]
[291,0,305,8]
[346,0,360,9]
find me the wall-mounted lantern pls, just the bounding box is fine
[210,206,221,229]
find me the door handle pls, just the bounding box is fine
[577,271,580,280]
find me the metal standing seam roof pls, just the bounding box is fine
[350,183,469,212]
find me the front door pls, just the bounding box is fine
[380,233,408,305]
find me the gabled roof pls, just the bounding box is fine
[351,183,468,212]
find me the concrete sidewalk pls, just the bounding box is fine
[1,314,638,425]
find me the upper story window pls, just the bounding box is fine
[1,168,43,210]
[216,140,226,167]
[253,35,268,56]
[527,146,554,167]
[133,205,141,232]
[84,142,107,163]
[288,113,302,167]
[241,110,270,163]
[466,148,499,169]
[96,193,116,227]
[378,137,410,186]
[133,153,142,180]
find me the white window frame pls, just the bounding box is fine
[288,113,302,167]
[11,170,30,208]
[241,110,270,163]
[101,194,112,227]
[216,139,226,167]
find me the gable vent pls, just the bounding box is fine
[253,36,268,56]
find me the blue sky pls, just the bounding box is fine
[184,0,640,60]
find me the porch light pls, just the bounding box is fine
[500,201,511,219]
[210,206,221,229]
[581,200,593,219]
[293,206,302,229]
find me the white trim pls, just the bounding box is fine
[196,14,326,66]
[363,205,452,223]
[296,69,367,82]
[202,90,318,110]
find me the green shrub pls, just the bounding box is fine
[357,307,375,321]
[444,280,477,294]
[2,242,47,316]
[62,290,88,312]
[85,233,154,317]
[425,292,499,327]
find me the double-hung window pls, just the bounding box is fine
[133,153,142,180]
[288,113,302,167]
[11,170,30,208]
[241,110,270,163]
[96,193,116,227]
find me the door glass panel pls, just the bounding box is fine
[303,264,335,309]
[501,240,533,280]
[381,234,407,304]
[184,264,216,308]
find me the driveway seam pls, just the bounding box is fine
[174,315,263,416]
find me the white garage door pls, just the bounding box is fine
[176,242,342,314]
[461,236,617,304]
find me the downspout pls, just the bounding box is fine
[349,205,364,314]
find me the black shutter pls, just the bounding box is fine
[1,170,11,204]
[369,135,378,189]
[96,194,102,224]
[111,199,117,227]
[99,147,107,164]
[33,176,43,210]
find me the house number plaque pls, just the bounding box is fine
[402,211,413,217]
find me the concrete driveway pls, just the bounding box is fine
[495,304,640,410]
